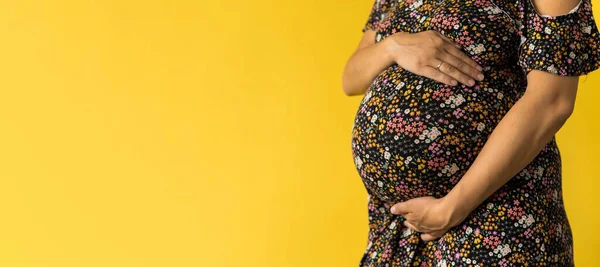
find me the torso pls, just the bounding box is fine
[352,0,527,203]
[352,0,575,265]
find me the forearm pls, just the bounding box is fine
[442,90,574,220]
[342,34,399,96]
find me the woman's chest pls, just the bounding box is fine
[376,0,522,35]
[376,0,524,66]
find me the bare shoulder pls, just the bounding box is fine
[528,0,583,17]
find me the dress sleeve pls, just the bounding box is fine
[517,0,600,76]
[362,0,397,33]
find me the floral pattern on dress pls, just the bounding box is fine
[351,0,600,265]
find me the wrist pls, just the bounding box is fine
[381,32,407,64]
[441,192,471,228]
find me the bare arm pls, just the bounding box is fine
[440,0,584,223]
[388,0,591,242]
[341,30,397,96]
[342,29,484,96]
[442,70,578,223]
[391,68,579,241]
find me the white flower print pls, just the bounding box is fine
[409,0,423,10]
[396,81,406,90]
[455,94,465,105]
[355,156,363,169]
[501,244,511,256]
[484,5,502,15]
[427,127,441,140]
[525,214,535,226]
[477,122,486,131]
[467,43,486,55]
[363,90,372,104]
[441,163,460,175]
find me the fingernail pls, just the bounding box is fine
[451,80,458,86]
[390,206,396,213]
[477,66,483,71]
[468,79,475,86]
[477,73,484,81]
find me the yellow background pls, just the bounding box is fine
[0,1,598,266]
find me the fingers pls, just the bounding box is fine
[403,220,419,231]
[442,45,485,78]
[403,220,446,242]
[434,32,483,71]
[403,219,433,233]
[422,66,459,86]
[420,232,445,242]
[414,34,483,87]
[395,30,485,87]
[431,32,485,87]
[437,33,462,49]
[390,201,411,215]
[431,54,481,87]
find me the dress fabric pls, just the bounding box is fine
[351,0,600,265]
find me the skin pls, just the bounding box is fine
[341,30,485,96]
[344,0,582,242]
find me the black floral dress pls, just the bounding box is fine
[350,0,600,265]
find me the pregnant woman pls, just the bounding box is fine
[342,0,600,265]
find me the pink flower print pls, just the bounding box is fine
[453,108,466,118]
[524,228,533,238]
[432,87,453,101]
[381,246,393,261]
[533,20,542,31]
[438,16,460,30]
[428,142,443,155]
[405,121,426,137]
[427,157,448,171]
[483,235,502,249]
[508,206,525,220]
[385,116,407,134]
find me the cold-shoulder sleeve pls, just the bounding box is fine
[517,0,600,76]
[362,0,397,32]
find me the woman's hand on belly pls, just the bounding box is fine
[384,30,485,87]
[390,196,469,242]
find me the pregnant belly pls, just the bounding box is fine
[352,0,527,203]
[351,65,525,204]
